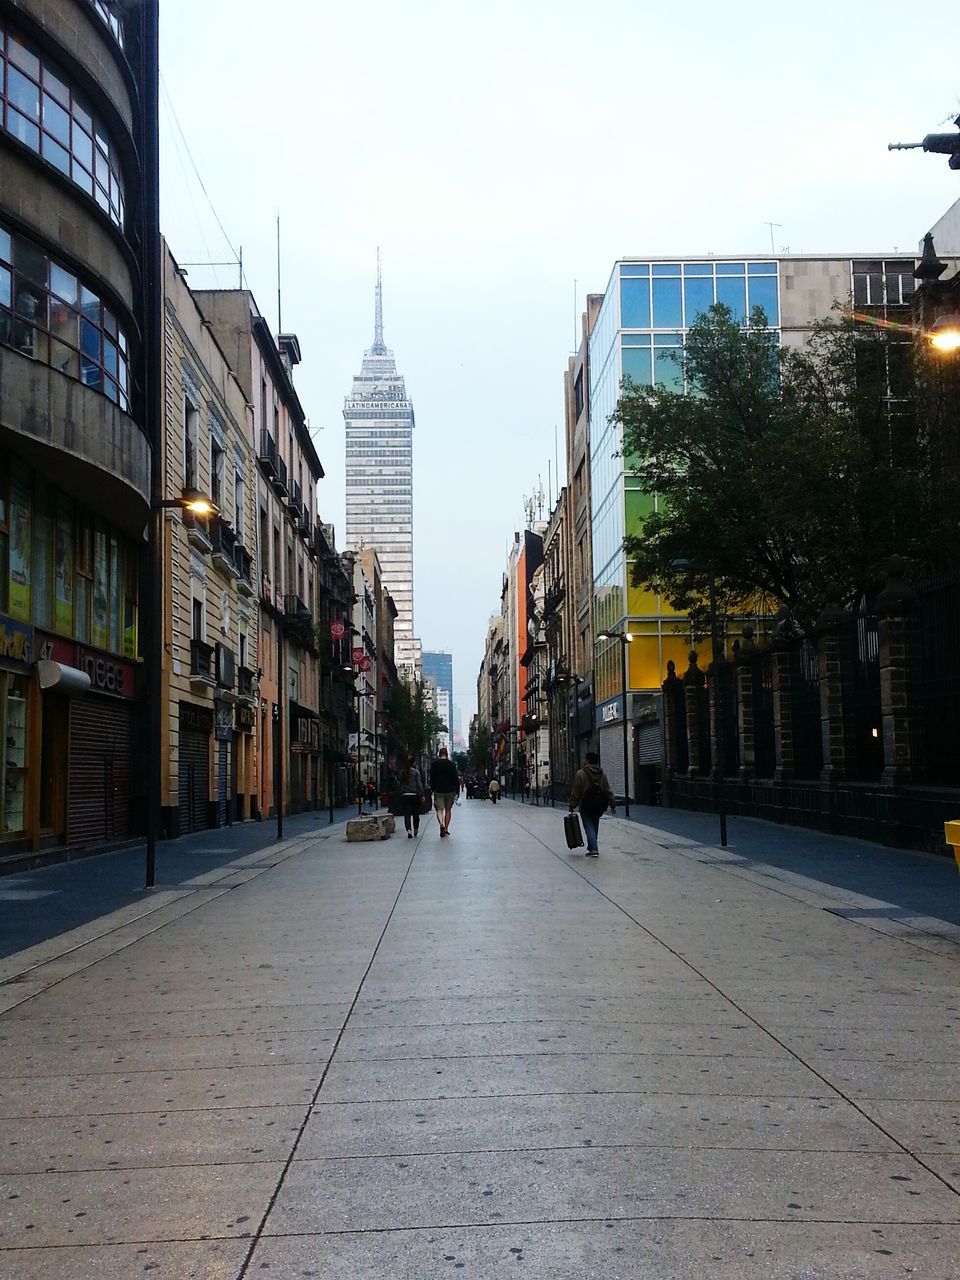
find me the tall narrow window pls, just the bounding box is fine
[234,469,245,538]
[184,394,199,489]
[192,597,203,641]
[209,438,224,513]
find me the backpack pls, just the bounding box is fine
[581,778,607,814]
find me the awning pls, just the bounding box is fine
[37,661,92,696]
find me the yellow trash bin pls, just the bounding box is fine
[945,821,960,875]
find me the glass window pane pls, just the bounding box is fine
[619,264,649,278]
[6,107,40,152]
[654,345,683,392]
[50,297,77,343]
[72,101,92,132]
[41,132,70,175]
[42,93,70,145]
[43,66,70,108]
[747,276,778,324]
[683,278,714,325]
[50,264,78,305]
[748,261,777,275]
[72,123,93,168]
[103,308,117,338]
[95,184,109,213]
[80,286,100,318]
[14,236,47,287]
[7,66,40,121]
[50,337,79,379]
[0,266,9,310]
[621,345,652,387]
[71,162,93,195]
[0,229,10,264]
[620,278,649,328]
[7,34,40,78]
[853,274,867,305]
[652,263,680,276]
[716,276,746,321]
[683,263,711,276]
[716,262,745,275]
[103,338,117,377]
[652,278,682,327]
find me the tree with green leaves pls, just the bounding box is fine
[615,303,951,632]
[468,720,492,776]
[385,678,445,765]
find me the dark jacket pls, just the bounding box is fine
[399,767,424,797]
[568,763,614,815]
[430,757,459,793]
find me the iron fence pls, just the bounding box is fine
[792,639,823,779]
[837,610,883,781]
[909,572,960,784]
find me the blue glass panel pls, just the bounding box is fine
[652,263,680,276]
[654,345,683,391]
[716,276,746,321]
[683,278,714,324]
[747,276,779,324]
[653,278,682,327]
[621,345,652,387]
[620,278,649,328]
[683,263,711,276]
[653,332,682,346]
[716,261,745,275]
[748,261,777,274]
[620,263,649,277]
[622,332,649,346]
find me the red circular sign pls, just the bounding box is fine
[330,620,345,640]
[352,647,365,664]
[357,656,372,673]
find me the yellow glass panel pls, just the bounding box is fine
[661,633,693,680]
[627,582,661,615]
[628,635,665,692]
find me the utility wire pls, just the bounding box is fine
[159,85,220,287]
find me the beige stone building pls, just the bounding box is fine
[159,243,259,835]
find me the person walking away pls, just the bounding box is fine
[488,777,501,805]
[398,757,424,839]
[568,752,615,856]
[366,779,378,808]
[430,747,459,838]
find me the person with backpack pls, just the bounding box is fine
[568,752,615,856]
[397,757,424,839]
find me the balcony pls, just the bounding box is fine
[284,594,316,652]
[273,455,288,498]
[209,517,239,580]
[235,543,254,596]
[215,643,235,697]
[189,639,216,689]
[261,573,274,609]
[291,478,302,510]
[258,429,278,479]
[237,665,257,704]
[183,511,211,554]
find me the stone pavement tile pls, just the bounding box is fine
[349,992,746,1028]
[0,1063,320,1118]
[0,1029,337,1076]
[803,1058,960,1102]
[773,1026,960,1063]
[865,1100,960,1154]
[0,1240,247,1279]
[301,1092,896,1159]
[247,1220,960,1280]
[0,1104,305,1173]
[335,1018,784,1061]
[0,1159,283,1247]
[318,1050,825,1104]
[0,999,351,1041]
[12,975,361,1015]
[730,996,960,1029]
[359,974,714,1001]
[269,1147,959,1234]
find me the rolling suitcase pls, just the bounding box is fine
[564,812,584,849]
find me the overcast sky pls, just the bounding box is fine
[158,0,958,725]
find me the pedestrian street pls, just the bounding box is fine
[0,800,958,1278]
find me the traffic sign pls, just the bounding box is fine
[357,656,372,673]
[352,647,365,663]
[330,620,345,640]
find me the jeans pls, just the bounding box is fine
[580,808,601,852]
[401,793,420,834]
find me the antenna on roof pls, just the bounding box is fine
[276,213,282,334]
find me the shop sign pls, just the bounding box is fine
[180,701,213,733]
[78,647,135,698]
[0,615,34,669]
[35,632,74,665]
[235,704,256,733]
[601,701,620,724]
[330,620,345,640]
[214,701,233,741]
[351,647,365,663]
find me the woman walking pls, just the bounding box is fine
[398,757,425,838]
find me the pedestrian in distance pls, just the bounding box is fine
[568,751,615,856]
[488,777,501,804]
[398,756,424,839]
[366,779,378,809]
[429,746,460,838]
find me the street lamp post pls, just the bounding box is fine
[596,629,634,818]
[708,578,728,849]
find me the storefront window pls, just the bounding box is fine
[92,527,108,650]
[55,493,74,635]
[8,462,31,622]
[2,672,28,833]
[32,477,54,629]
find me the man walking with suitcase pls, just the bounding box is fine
[568,752,616,856]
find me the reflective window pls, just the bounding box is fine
[0,221,131,409]
[852,259,915,307]
[683,277,714,324]
[747,275,779,324]
[621,345,651,386]
[652,263,680,276]
[653,277,682,327]
[86,1,125,47]
[620,278,649,328]
[0,24,125,228]
[716,274,746,321]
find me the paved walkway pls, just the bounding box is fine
[0,800,958,1277]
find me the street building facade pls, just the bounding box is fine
[0,0,154,857]
[422,650,452,750]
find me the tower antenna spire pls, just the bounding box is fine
[373,246,385,352]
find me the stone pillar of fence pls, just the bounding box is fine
[816,586,848,783]
[770,616,796,782]
[661,660,683,779]
[683,650,706,776]
[736,625,757,779]
[877,555,916,787]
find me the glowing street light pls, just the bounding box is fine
[928,313,960,354]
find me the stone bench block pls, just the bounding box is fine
[346,816,393,842]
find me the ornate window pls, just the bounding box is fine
[0,222,131,410]
[0,22,126,228]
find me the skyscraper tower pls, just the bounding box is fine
[343,257,419,672]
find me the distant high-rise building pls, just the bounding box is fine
[344,259,417,670]
[423,651,454,746]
